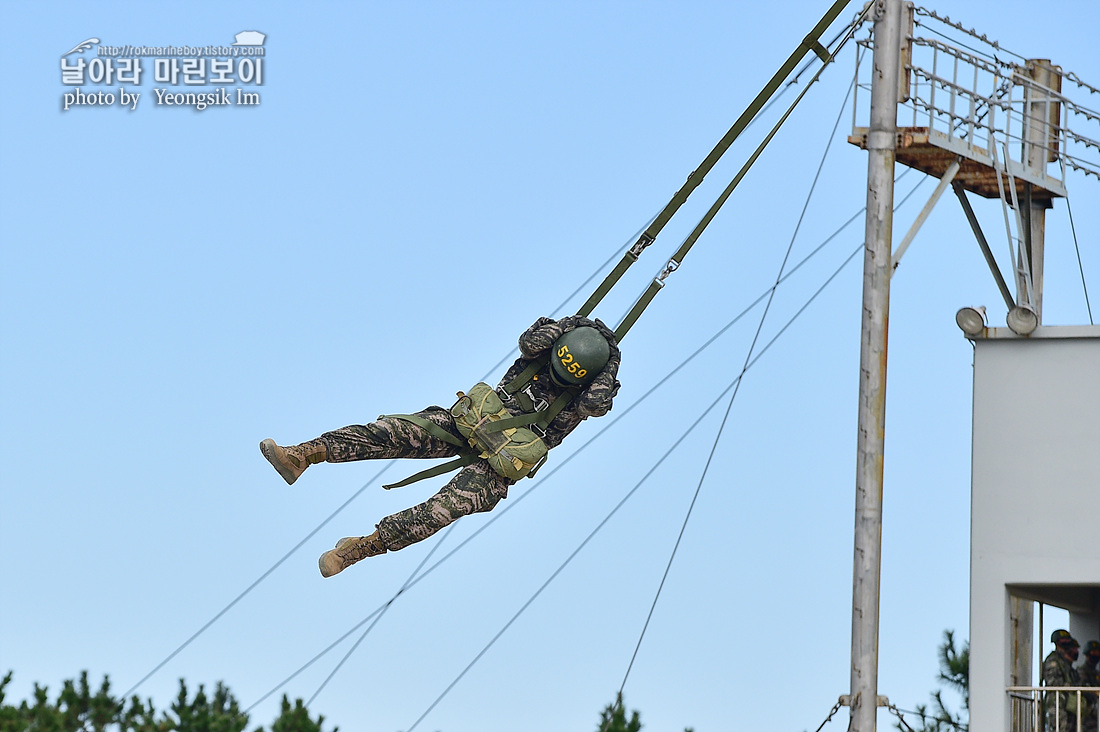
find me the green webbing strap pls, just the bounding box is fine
[577,248,644,318]
[382,454,480,490]
[503,357,546,396]
[576,0,853,321]
[537,388,579,430]
[614,280,663,342]
[482,386,579,434]
[614,3,855,342]
[379,413,478,489]
[481,411,543,433]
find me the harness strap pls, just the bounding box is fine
[537,388,578,430]
[493,349,582,435]
[576,0,851,323]
[615,4,856,342]
[514,390,536,413]
[382,454,480,490]
[502,357,546,396]
[486,383,578,434]
[380,348,577,486]
[481,410,543,433]
[378,412,480,489]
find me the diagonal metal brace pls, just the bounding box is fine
[952,182,1016,310]
[891,158,960,273]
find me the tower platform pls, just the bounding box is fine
[848,125,1068,200]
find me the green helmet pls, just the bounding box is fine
[1052,629,1078,646]
[549,326,610,388]
[1085,640,1100,655]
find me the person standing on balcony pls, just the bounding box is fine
[1077,641,1100,732]
[1045,629,1083,732]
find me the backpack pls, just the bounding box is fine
[380,355,575,489]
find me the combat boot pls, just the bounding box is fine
[259,438,327,485]
[318,531,387,577]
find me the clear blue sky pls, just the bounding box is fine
[1,2,1096,731]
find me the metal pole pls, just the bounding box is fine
[1020,59,1060,323]
[850,2,901,731]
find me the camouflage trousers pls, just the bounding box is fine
[319,407,512,552]
[1046,693,1081,732]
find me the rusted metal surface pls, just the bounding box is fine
[848,126,1067,200]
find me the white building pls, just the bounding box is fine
[967,325,1100,732]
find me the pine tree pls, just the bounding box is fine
[596,694,642,732]
[903,630,970,732]
[0,672,333,732]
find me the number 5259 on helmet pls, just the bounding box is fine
[548,326,610,388]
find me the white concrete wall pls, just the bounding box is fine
[968,327,1100,732]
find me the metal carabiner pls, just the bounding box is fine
[656,259,680,284]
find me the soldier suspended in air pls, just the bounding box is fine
[260,316,621,578]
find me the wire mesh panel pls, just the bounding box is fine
[849,6,1100,198]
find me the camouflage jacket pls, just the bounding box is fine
[496,315,621,450]
[1078,661,1100,687]
[1044,650,1081,687]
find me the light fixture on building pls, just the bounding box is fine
[955,306,987,336]
[1007,304,1038,335]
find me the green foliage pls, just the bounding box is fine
[169,679,250,732]
[597,695,642,732]
[0,672,334,732]
[595,693,694,732]
[269,696,329,732]
[903,630,970,732]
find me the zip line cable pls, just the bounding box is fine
[121,460,399,699]
[407,239,869,732]
[611,54,859,712]
[242,233,854,712]
[403,181,934,732]
[577,0,857,320]
[122,9,872,696]
[477,24,846,379]
[245,605,386,713]
[612,4,871,341]
[128,23,860,693]
[538,16,853,335]
[753,16,866,127]
[129,6,943,710]
[141,25,896,697]
[306,525,454,708]
[244,172,927,713]
[476,213,657,383]
[243,245,825,712]
[124,213,658,700]
[237,206,840,712]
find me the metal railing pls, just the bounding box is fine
[1007,686,1100,732]
[851,18,1100,184]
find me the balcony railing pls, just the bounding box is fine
[1007,686,1100,732]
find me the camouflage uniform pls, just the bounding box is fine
[1078,649,1100,732]
[1045,649,1082,732]
[317,315,621,552]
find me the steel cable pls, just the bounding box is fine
[243,171,927,715]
